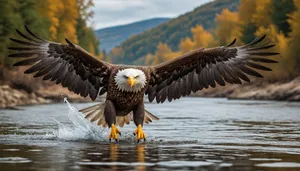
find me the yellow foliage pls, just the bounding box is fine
[255,25,290,79]
[238,0,257,24]
[164,51,182,61]
[141,0,300,80]
[156,42,171,55]
[144,53,154,65]
[252,0,272,27]
[144,42,183,65]
[37,0,63,40]
[38,0,79,43]
[149,42,183,65]
[179,37,195,53]
[151,42,172,65]
[215,9,241,45]
[56,0,79,43]
[191,25,214,48]
[96,53,103,60]
[255,25,287,55]
[88,42,95,55]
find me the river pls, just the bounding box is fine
[1,97,300,171]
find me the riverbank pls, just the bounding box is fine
[194,76,300,101]
[0,84,92,109]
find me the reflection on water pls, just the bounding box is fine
[136,144,146,171]
[0,98,300,170]
[1,143,300,171]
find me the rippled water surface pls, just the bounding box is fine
[1,98,300,171]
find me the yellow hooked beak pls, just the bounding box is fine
[127,76,136,87]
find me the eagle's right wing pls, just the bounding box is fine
[147,35,279,103]
[8,26,112,100]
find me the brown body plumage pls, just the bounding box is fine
[107,67,150,115]
[8,26,279,142]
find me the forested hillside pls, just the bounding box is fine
[141,0,297,81]
[0,0,100,67]
[111,0,240,64]
[95,18,170,52]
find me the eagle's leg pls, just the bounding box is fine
[104,100,121,142]
[133,102,146,143]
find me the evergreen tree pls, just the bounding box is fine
[271,0,295,36]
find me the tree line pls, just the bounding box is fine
[0,0,101,67]
[112,0,299,80]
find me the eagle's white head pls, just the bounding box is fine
[114,68,147,93]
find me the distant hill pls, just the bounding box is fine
[116,0,240,64]
[95,18,171,52]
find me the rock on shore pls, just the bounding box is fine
[0,85,51,109]
[194,77,300,101]
[0,84,93,109]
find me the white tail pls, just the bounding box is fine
[79,102,159,128]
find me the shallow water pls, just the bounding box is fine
[0,97,300,171]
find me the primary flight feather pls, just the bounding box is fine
[8,26,279,142]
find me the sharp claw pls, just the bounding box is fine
[108,124,121,143]
[134,124,146,143]
[109,138,111,143]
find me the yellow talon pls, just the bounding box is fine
[134,124,146,142]
[109,124,121,142]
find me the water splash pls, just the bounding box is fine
[51,98,108,142]
[47,98,155,143]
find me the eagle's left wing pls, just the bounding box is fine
[8,26,112,101]
[146,35,279,103]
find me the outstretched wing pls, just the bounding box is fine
[8,26,112,101]
[146,35,279,103]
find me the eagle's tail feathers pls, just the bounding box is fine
[145,109,159,121]
[79,103,159,128]
[80,102,107,127]
[79,103,100,113]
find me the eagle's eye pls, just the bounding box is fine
[123,75,128,79]
[134,75,139,78]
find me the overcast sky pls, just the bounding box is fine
[91,0,212,30]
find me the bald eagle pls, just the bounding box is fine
[8,26,279,142]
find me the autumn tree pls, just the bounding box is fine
[36,0,63,41]
[251,0,273,27]
[38,0,96,47]
[179,37,195,53]
[0,0,100,67]
[215,9,241,45]
[238,0,257,43]
[144,53,155,65]
[55,0,79,43]
[287,0,300,76]
[191,25,214,48]
[255,25,290,79]
[152,42,173,65]
[76,0,100,57]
